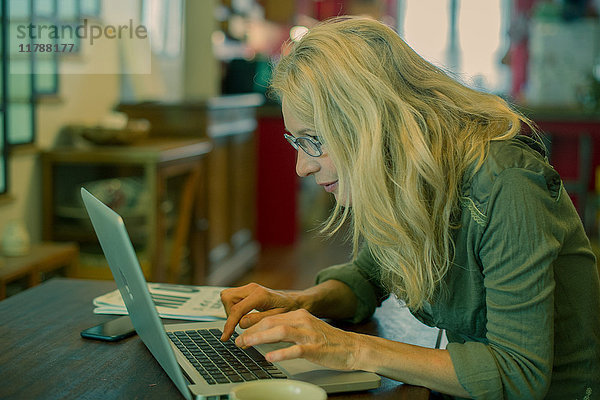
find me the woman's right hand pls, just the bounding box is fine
[220,283,305,341]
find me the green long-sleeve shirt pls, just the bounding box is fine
[316,136,600,399]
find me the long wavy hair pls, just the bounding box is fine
[271,16,535,309]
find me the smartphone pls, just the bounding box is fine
[80,315,137,342]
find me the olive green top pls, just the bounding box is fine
[316,136,600,399]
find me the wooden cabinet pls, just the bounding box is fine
[42,138,212,284]
[117,94,262,285]
[205,121,258,286]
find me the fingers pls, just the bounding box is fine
[222,300,254,341]
[235,309,313,347]
[220,283,274,341]
[220,285,256,341]
[239,308,287,328]
[232,310,359,371]
[219,283,302,341]
[235,311,321,364]
[222,307,286,342]
[264,345,305,363]
[220,284,254,316]
[236,322,306,349]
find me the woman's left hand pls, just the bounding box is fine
[235,309,363,371]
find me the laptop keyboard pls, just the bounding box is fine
[167,328,287,385]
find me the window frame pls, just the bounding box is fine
[0,0,9,194]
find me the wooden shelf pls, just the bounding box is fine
[116,95,262,285]
[42,138,212,283]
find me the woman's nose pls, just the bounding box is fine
[295,150,319,177]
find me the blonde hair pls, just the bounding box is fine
[271,16,535,309]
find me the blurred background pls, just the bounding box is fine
[0,0,599,298]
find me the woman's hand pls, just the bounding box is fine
[235,308,362,371]
[220,283,305,341]
[235,308,471,398]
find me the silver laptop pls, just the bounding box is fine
[81,187,380,399]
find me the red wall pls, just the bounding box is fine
[256,116,299,246]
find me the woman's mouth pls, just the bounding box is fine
[321,181,338,193]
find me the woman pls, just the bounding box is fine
[220,16,600,399]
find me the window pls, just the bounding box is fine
[398,0,510,94]
[32,0,60,94]
[0,0,7,194]
[6,0,35,146]
[142,0,183,57]
[0,0,102,195]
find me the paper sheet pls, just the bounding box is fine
[93,283,228,321]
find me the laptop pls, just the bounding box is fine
[81,187,381,399]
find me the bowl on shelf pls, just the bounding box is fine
[76,119,151,145]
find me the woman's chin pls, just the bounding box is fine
[333,192,352,207]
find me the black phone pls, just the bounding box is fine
[80,315,136,342]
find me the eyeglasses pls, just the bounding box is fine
[284,133,323,157]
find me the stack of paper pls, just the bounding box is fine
[93,283,229,321]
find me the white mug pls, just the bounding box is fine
[229,379,327,400]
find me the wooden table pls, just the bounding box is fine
[0,279,436,399]
[0,242,78,299]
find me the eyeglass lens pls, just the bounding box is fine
[295,137,320,156]
[285,134,321,157]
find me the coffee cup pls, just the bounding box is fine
[228,379,327,400]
